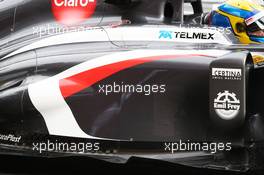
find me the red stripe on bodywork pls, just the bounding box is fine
[60,54,209,98]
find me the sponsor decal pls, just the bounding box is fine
[51,0,97,25]
[253,55,264,67]
[0,134,21,143]
[212,68,242,81]
[214,91,240,120]
[245,11,264,25]
[175,32,214,40]
[159,31,173,39]
[159,30,215,40]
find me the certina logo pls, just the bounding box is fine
[212,68,242,80]
[214,91,240,120]
[51,0,97,25]
[159,30,215,40]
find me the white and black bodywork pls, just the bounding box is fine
[0,0,264,172]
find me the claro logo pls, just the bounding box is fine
[51,0,97,25]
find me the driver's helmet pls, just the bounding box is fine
[207,0,264,44]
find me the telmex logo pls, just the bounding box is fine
[51,0,97,25]
[159,30,215,40]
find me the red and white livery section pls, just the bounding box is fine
[28,49,230,139]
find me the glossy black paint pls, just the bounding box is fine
[0,35,263,172]
[65,56,212,141]
[0,42,261,142]
[0,0,264,172]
